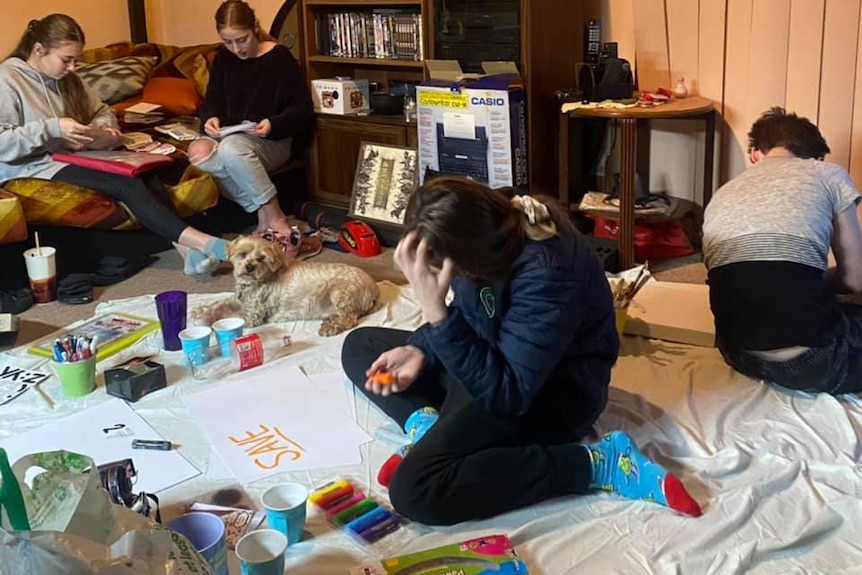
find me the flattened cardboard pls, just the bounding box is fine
[623,281,715,347]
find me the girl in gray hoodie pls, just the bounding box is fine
[0,14,230,275]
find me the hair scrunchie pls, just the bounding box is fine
[511,195,557,240]
[27,19,39,32]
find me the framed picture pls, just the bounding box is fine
[349,142,418,228]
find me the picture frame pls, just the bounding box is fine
[349,142,418,228]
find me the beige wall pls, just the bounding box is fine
[601,0,862,215]
[0,2,131,56]
[145,0,286,46]
[0,1,294,55]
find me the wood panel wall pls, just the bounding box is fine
[604,0,862,214]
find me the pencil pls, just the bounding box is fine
[34,384,54,410]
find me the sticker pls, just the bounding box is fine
[480,287,495,319]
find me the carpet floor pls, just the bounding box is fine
[12,247,706,347]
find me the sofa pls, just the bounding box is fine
[0,42,226,246]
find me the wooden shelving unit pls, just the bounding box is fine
[299,0,601,206]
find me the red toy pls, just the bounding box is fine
[338,220,382,257]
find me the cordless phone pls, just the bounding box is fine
[585,19,602,64]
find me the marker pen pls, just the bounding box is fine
[345,506,392,535]
[315,484,355,509]
[309,479,350,504]
[333,498,378,526]
[357,515,401,543]
[325,491,366,516]
[131,439,172,451]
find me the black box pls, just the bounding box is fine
[105,360,167,402]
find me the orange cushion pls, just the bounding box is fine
[142,77,202,116]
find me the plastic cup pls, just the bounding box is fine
[614,306,628,336]
[52,356,96,398]
[166,512,228,575]
[212,317,245,358]
[23,247,57,304]
[235,529,287,575]
[179,326,212,368]
[261,482,308,545]
[155,291,187,351]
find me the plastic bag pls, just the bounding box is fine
[11,450,119,545]
[0,507,213,575]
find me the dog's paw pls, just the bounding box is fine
[190,305,215,326]
[318,314,357,337]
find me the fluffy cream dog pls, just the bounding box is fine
[194,235,379,336]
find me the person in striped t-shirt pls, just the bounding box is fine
[703,107,862,394]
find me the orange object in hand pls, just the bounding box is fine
[370,371,396,385]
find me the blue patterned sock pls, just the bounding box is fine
[585,431,702,516]
[202,237,229,261]
[404,406,439,440]
[183,249,220,276]
[378,407,439,487]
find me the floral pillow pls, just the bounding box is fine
[76,56,158,104]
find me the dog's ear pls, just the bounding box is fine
[226,237,243,260]
[264,241,288,273]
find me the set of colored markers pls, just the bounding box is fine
[53,335,97,363]
[310,478,402,544]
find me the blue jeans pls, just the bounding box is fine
[192,134,293,213]
[718,302,862,394]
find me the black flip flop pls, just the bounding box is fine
[0,288,33,314]
[57,273,94,305]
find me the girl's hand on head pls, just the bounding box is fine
[365,345,424,396]
[252,119,272,138]
[203,117,221,138]
[395,232,454,325]
[58,118,94,150]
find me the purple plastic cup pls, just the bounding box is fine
[166,512,228,575]
[155,290,187,351]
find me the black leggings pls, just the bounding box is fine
[52,165,188,242]
[341,327,593,525]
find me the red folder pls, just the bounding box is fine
[52,150,173,177]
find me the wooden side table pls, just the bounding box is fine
[558,96,716,269]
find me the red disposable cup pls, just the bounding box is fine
[231,333,264,371]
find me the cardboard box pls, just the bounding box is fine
[311,79,370,115]
[623,281,715,347]
[416,61,527,189]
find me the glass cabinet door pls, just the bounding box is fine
[434,0,521,73]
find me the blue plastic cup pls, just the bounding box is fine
[236,529,287,575]
[212,317,245,358]
[179,326,212,367]
[166,512,228,575]
[261,482,308,545]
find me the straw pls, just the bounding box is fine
[34,231,42,257]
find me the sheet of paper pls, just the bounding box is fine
[0,359,51,406]
[308,372,355,421]
[184,366,372,484]
[217,121,256,138]
[0,398,200,493]
[124,102,163,115]
[443,112,476,140]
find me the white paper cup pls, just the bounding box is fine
[23,247,57,303]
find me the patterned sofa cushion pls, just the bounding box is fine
[1,170,220,232]
[2,179,136,230]
[76,56,158,104]
[0,190,27,244]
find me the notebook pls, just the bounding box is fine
[52,150,173,177]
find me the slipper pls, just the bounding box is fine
[0,288,34,314]
[91,255,155,286]
[256,228,323,261]
[57,273,94,305]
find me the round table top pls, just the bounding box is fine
[564,96,714,119]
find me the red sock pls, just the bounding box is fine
[377,452,404,487]
[663,474,703,517]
